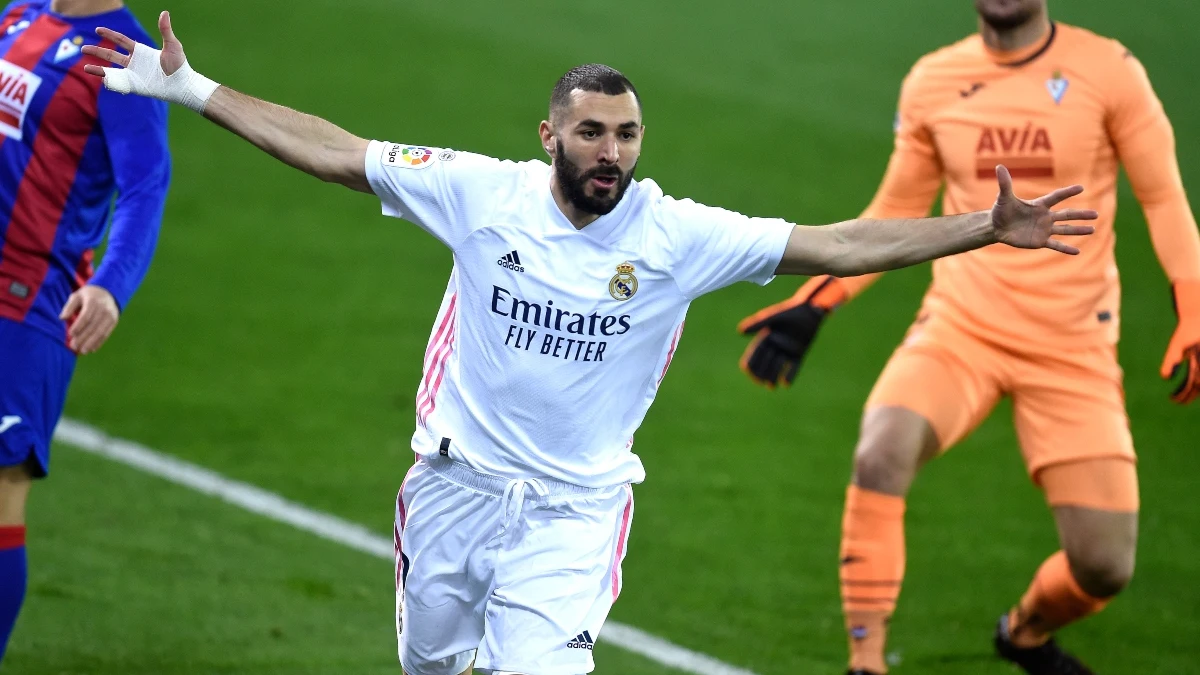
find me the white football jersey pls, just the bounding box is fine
[365,140,794,488]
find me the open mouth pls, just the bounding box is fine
[591,175,618,190]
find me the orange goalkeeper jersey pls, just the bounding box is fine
[855,22,1200,348]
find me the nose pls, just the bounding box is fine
[597,136,619,165]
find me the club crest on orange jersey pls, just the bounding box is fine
[1046,70,1069,105]
[608,262,638,301]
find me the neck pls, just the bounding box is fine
[50,0,123,17]
[979,8,1051,52]
[549,173,601,230]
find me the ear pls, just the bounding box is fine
[538,120,556,158]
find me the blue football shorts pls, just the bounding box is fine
[0,319,76,477]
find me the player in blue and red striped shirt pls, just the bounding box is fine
[0,0,170,662]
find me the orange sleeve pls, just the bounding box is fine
[839,65,945,299]
[1108,48,1200,283]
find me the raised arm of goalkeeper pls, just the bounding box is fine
[737,106,943,389]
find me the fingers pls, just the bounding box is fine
[77,321,115,354]
[995,165,1013,197]
[739,332,771,387]
[1170,348,1200,405]
[744,332,790,390]
[737,316,769,335]
[82,64,107,78]
[59,292,83,321]
[1038,184,1085,208]
[1043,239,1081,256]
[81,44,130,68]
[759,350,785,390]
[737,298,801,334]
[68,296,98,351]
[71,304,115,354]
[1050,209,1098,223]
[95,66,133,94]
[781,357,801,387]
[159,10,178,44]
[1050,224,1096,236]
[95,26,137,51]
[746,334,777,386]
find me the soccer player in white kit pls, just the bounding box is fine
[82,12,1100,675]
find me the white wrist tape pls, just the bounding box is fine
[101,42,220,114]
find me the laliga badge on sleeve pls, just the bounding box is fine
[380,143,437,169]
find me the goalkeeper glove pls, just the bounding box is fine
[1161,280,1200,404]
[737,275,848,388]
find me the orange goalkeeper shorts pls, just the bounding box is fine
[865,312,1137,506]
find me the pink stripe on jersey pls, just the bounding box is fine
[420,294,457,371]
[415,294,457,424]
[419,322,456,424]
[656,321,686,386]
[611,486,635,601]
[416,321,456,425]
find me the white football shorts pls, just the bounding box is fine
[394,454,635,675]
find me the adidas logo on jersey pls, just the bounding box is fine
[497,250,524,273]
[566,630,595,650]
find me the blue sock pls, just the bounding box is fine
[0,526,27,665]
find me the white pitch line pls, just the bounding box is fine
[53,417,760,675]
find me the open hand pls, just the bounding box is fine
[82,10,186,80]
[78,9,217,114]
[990,165,1097,255]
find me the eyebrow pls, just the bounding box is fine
[577,119,641,131]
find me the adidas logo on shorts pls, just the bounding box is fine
[497,250,524,273]
[566,630,595,650]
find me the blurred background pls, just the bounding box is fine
[8,0,1199,672]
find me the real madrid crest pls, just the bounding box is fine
[608,262,638,301]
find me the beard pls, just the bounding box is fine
[554,140,637,216]
[976,0,1039,30]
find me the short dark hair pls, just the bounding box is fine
[549,64,641,122]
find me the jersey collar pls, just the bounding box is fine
[544,176,637,243]
[983,21,1057,68]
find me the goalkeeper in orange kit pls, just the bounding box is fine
[737,1,1200,674]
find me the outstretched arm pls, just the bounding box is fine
[775,166,1097,277]
[83,11,371,192]
[201,89,371,192]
